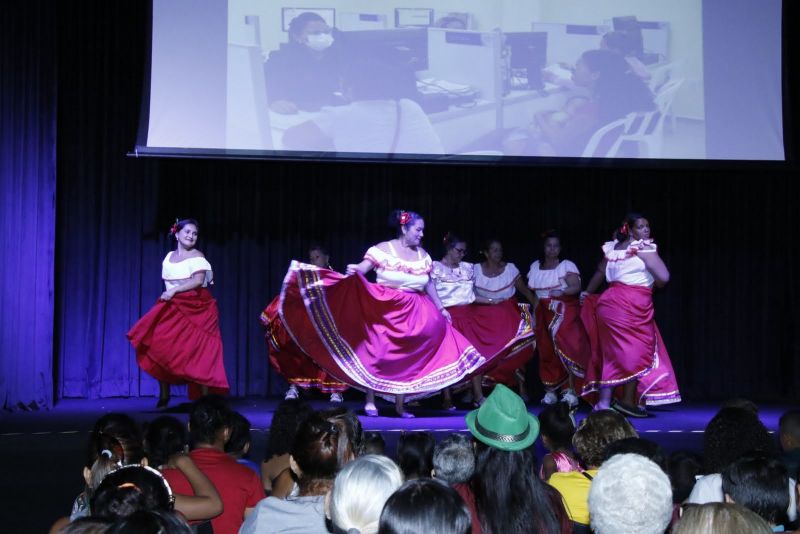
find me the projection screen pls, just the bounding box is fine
[136,0,785,162]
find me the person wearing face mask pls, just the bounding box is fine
[273,210,485,418]
[264,12,343,114]
[580,212,681,418]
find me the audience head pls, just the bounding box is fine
[588,453,673,534]
[668,451,704,503]
[58,517,113,534]
[363,431,386,456]
[378,479,471,534]
[720,397,760,415]
[672,502,773,534]
[703,406,776,473]
[106,509,191,534]
[721,451,789,526]
[291,412,342,494]
[90,413,145,466]
[396,431,435,480]
[91,465,175,521]
[538,401,575,452]
[84,431,125,493]
[143,416,186,469]
[467,385,565,533]
[604,437,667,472]
[188,395,231,448]
[266,398,313,458]
[432,433,475,485]
[224,411,252,458]
[329,454,404,534]
[779,409,800,452]
[572,409,638,468]
[319,407,365,466]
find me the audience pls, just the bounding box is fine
[547,409,637,527]
[587,453,673,534]
[226,411,260,476]
[168,395,264,534]
[467,384,570,533]
[328,454,404,534]
[780,409,800,482]
[261,398,313,498]
[721,451,790,529]
[241,413,343,534]
[396,431,435,481]
[363,431,386,456]
[672,502,774,534]
[537,402,579,481]
[604,436,667,471]
[320,407,366,468]
[378,479,471,534]
[432,433,475,485]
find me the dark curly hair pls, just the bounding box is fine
[572,410,637,468]
[144,416,186,469]
[703,407,776,474]
[265,398,314,458]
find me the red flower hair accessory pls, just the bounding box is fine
[619,222,629,235]
[399,211,411,226]
[169,218,179,236]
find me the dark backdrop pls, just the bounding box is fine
[2,1,799,410]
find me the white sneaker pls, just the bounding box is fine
[329,392,343,403]
[541,391,558,405]
[284,385,299,400]
[560,389,579,408]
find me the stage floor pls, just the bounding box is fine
[0,396,789,532]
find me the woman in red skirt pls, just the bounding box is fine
[472,239,539,398]
[127,219,229,407]
[526,230,591,408]
[580,213,680,417]
[260,243,348,402]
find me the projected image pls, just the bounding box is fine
[146,0,783,161]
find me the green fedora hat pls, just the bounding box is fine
[465,384,539,451]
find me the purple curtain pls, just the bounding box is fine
[0,2,57,410]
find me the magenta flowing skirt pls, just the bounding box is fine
[278,261,485,399]
[127,288,229,399]
[581,283,680,406]
[260,296,348,393]
[449,299,536,385]
[535,296,591,389]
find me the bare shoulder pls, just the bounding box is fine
[189,249,205,258]
[375,241,391,253]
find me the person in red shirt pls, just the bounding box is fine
[169,395,265,534]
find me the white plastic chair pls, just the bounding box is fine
[580,112,640,158]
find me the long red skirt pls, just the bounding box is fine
[449,298,535,386]
[278,261,485,399]
[535,296,591,389]
[581,283,680,406]
[260,296,348,393]
[127,288,229,399]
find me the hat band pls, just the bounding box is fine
[475,418,530,443]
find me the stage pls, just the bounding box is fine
[0,395,789,532]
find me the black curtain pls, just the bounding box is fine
[3,1,797,407]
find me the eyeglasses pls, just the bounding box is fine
[454,248,466,254]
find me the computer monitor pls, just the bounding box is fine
[504,32,547,90]
[612,16,644,57]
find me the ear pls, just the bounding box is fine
[289,455,302,477]
[83,467,92,487]
[723,493,734,504]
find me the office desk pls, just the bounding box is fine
[268,89,567,154]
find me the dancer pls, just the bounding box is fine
[261,243,347,403]
[473,239,538,398]
[431,233,536,408]
[527,230,591,408]
[580,213,681,417]
[277,209,485,417]
[128,219,229,407]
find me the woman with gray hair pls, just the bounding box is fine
[432,433,475,485]
[328,455,404,534]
